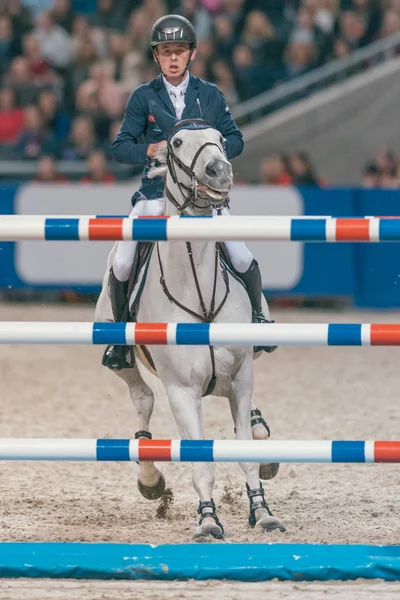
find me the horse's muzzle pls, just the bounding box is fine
[205,158,232,183]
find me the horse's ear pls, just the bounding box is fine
[149,100,178,138]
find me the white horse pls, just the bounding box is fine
[95,102,285,538]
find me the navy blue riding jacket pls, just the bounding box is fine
[112,73,244,201]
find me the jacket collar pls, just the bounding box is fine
[153,73,200,117]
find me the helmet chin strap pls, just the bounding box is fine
[153,47,194,85]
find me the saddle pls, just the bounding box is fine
[123,241,248,377]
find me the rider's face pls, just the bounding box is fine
[154,42,196,83]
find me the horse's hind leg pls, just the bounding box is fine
[118,366,166,500]
[228,360,285,533]
[250,399,280,481]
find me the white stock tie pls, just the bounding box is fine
[170,88,186,120]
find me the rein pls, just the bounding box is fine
[157,122,232,395]
[157,240,230,396]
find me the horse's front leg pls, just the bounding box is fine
[228,359,286,533]
[118,366,166,500]
[165,383,224,540]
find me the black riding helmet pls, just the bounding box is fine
[150,15,197,79]
[150,14,197,49]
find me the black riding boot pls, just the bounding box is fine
[101,268,135,371]
[238,259,277,354]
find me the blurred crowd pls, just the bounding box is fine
[258,150,326,186]
[0,0,399,174]
[362,149,400,188]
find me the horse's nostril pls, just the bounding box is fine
[205,162,218,177]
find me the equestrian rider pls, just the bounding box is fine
[102,14,276,371]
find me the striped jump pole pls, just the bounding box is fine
[1,322,400,346]
[0,439,399,463]
[1,215,400,242]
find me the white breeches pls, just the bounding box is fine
[113,199,165,281]
[112,200,253,282]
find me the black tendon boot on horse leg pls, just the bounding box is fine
[102,268,135,371]
[238,259,277,354]
[246,483,286,532]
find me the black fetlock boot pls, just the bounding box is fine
[246,483,286,532]
[101,268,135,371]
[237,259,277,354]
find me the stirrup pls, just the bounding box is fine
[252,315,277,354]
[246,483,273,529]
[197,498,224,534]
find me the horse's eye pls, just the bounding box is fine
[220,137,224,145]
[173,139,182,148]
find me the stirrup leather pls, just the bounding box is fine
[246,483,273,528]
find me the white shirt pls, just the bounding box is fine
[162,73,190,119]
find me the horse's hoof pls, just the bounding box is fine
[194,518,224,541]
[259,462,280,481]
[137,472,166,500]
[255,515,286,532]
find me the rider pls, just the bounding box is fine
[102,14,276,371]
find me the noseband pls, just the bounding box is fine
[165,119,229,214]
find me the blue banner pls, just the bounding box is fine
[1,184,399,308]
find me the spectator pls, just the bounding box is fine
[22,32,59,84]
[80,149,116,182]
[111,34,143,94]
[284,40,317,78]
[259,153,292,185]
[62,114,97,160]
[0,87,24,144]
[175,0,212,42]
[126,7,152,54]
[288,151,321,186]
[69,36,98,96]
[70,14,105,60]
[362,162,379,188]
[210,58,239,105]
[34,10,72,69]
[76,60,123,120]
[33,155,69,181]
[379,9,400,39]
[5,56,40,105]
[338,10,367,50]
[332,36,351,58]
[190,55,207,78]
[14,104,57,159]
[37,88,70,140]
[7,0,33,40]
[51,0,76,33]
[0,14,18,75]
[232,44,273,100]
[222,0,246,37]
[213,14,236,60]
[90,0,128,31]
[103,117,121,158]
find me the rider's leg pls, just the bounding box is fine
[102,198,165,371]
[215,206,277,354]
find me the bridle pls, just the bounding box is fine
[157,119,232,396]
[164,119,230,214]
